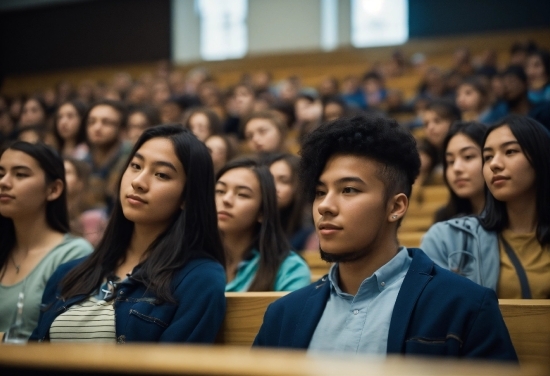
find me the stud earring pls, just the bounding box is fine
[392,215,397,219]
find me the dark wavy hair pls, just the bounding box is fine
[60,125,225,303]
[216,157,290,291]
[300,115,421,205]
[53,100,88,153]
[435,121,487,222]
[182,107,223,137]
[0,141,69,273]
[479,115,550,246]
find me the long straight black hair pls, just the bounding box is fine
[60,125,225,303]
[216,157,290,291]
[479,115,550,246]
[435,121,487,222]
[0,141,69,272]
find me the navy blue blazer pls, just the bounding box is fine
[253,248,517,361]
[30,255,226,343]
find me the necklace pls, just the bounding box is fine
[11,252,27,275]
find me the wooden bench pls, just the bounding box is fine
[219,293,550,366]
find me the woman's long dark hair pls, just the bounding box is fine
[53,100,88,154]
[259,153,308,241]
[435,121,487,222]
[479,115,550,245]
[0,141,69,271]
[216,157,290,291]
[60,125,225,303]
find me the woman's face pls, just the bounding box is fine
[205,136,228,174]
[127,112,150,145]
[234,86,254,116]
[245,118,282,153]
[64,160,84,198]
[456,84,483,112]
[423,110,452,149]
[445,134,484,200]
[20,99,46,127]
[525,55,547,83]
[57,103,81,141]
[120,138,186,230]
[215,167,262,235]
[269,160,295,209]
[0,149,60,219]
[189,113,211,142]
[482,126,536,203]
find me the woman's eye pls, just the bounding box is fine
[315,190,326,197]
[16,173,29,178]
[483,155,493,162]
[215,189,225,195]
[129,162,141,170]
[446,160,454,165]
[237,193,250,198]
[342,187,358,194]
[156,172,169,180]
[505,149,518,155]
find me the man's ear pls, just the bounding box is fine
[387,193,408,223]
[46,179,64,202]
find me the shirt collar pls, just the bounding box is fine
[328,246,411,297]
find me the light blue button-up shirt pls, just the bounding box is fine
[308,247,412,355]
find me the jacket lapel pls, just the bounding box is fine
[387,248,434,354]
[291,277,331,348]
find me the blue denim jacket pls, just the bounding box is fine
[30,255,226,343]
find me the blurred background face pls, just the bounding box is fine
[86,104,121,147]
[525,55,547,83]
[188,112,211,142]
[422,110,451,149]
[456,84,483,112]
[64,160,84,199]
[269,160,294,209]
[20,99,45,127]
[245,118,282,153]
[127,112,150,145]
[57,103,81,141]
[445,134,484,199]
[503,74,527,101]
[234,86,255,116]
[205,135,227,174]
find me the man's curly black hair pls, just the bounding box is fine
[299,115,421,202]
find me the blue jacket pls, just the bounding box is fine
[253,248,517,361]
[30,255,226,343]
[421,216,500,291]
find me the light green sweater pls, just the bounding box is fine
[0,234,93,339]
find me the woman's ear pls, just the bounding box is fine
[46,179,64,202]
[387,193,408,223]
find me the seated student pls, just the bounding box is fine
[525,49,550,104]
[422,115,550,298]
[53,100,89,159]
[253,115,517,360]
[260,153,314,251]
[126,106,160,145]
[81,100,132,213]
[0,142,92,341]
[182,107,223,143]
[18,97,48,129]
[30,125,226,343]
[204,134,237,175]
[215,157,311,292]
[434,121,486,223]
[455,77,504,124]
[243,111,287,154]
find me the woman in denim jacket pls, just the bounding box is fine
[30,125,226,343]
[422,115,550,298]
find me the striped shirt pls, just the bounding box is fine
[49,295,116,343]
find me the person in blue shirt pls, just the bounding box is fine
[30,125,226,343]
[253,115,517,361]
[215,157,311,292]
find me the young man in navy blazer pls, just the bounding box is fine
[253,115,517,360]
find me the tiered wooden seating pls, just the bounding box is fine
[302,251,331,280]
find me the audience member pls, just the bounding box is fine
[422,115,550,298]
[244,111,287,153]
[30,125,226,342]
[253,115,517,361]
[126,106,160,145]
[0,142,92,341]
[455,77,504,123]
[183,107,222,143]
[53,100,89,159]
[434,121,486,223]
[215,157,310,292]
[204,134,237,175]
[525,49,550,104]
[19,97,48,129]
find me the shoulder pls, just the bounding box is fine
[172,257,225,290]
[269,278,324,312]
[423,216,487,240]
[59,235,94,253]
[280,251,309,270]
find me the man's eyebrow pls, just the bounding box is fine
[336,176,366,185]
[133,152,177,172]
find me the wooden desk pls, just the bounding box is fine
[0,343,545,376]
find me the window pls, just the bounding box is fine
[196,0,248,60]
[351,0,408,48]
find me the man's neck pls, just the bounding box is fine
[337,237,400,296]
[508,96,531,115]
[92,141,120,168]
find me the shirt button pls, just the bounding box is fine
[353,309,359,315]
[380,282,386,287]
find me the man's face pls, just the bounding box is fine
[312,155,390,262]
[86,105,122,148]
[503,74,527,102]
